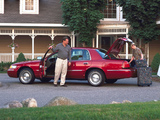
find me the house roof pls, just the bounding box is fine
[0,0,63,24]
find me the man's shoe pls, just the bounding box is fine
[60,84,67,87]
[54,84,58,87]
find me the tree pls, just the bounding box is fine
[115,0,160,43]
[16,52,26,62]
[61,0,107,46]
[151,53,160,72]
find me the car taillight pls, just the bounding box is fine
[122,61,130,68]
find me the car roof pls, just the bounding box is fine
[71,47,98,50]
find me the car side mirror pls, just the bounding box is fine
[37,56,42,60]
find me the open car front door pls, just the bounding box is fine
[106,37,133,58]
[39,49,51,79]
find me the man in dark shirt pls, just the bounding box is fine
[48,36,71,87]
[129,43,143,64]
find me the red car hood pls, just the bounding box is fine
[106,37,133,57]
[13,60,40,65]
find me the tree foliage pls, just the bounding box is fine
[16,52,26,62]
[115,0,160,43]
[61,0,107,46]
[151,53,160,72]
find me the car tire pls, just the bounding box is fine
[19,68,35,84]
[88,69,105,86]
[40,78,51,83]
[106,79,117,84]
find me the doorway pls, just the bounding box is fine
[101,36,111,50]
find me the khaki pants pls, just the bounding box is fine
[54,58,68,85]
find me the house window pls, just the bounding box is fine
[102,0,119,21]
[25,0,34,10]
[20,0,39,14]
[0,0,4,14]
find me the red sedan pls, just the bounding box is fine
[7,37,137,86]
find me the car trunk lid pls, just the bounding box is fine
[106,37,133,57]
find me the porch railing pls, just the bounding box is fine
[0,53,44,62]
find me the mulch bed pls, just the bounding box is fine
[152,77,160,82]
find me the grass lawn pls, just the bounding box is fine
[0,101,160,120]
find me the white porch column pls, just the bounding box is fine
[72,31,75,47]
[92,38,95,48]
[96,31,98,48]
[126,28,129,59]
[11,47,15,62]
[51,29,55,41]
[31,29,35,59]
[11,29,15,62]
[49,29,55,46]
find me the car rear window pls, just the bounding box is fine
[96,49,117,59]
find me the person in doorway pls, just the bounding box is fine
[48,36,71,87]
[129,43,143,64]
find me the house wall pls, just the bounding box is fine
[0,35,65,54]
[0,0,63,23]
[0,36,11,53]
[149,37,160,65]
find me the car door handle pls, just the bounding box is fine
[83,62,88,65]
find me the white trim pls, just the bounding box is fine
[120,7,126,21]
[0,23,67,27]
[0,0,4,14]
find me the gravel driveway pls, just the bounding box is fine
[0,73,160,107]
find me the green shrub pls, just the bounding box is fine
[16,52,26,62]
[0,62,4,71]
[0,61,14,72]
[151,53,160,72]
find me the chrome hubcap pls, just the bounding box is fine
[21,72,31,82]
[92,74,100,83]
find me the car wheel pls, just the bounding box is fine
[87,69,105,86]
[19,68,35,84]
[40,78,51,83]
[106,79,117,84]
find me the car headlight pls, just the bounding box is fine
[10,65,17,69]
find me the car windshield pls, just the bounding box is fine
[96,49,117,59]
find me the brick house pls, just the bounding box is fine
[0,0,159,65]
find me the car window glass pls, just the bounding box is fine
[48,53,58,60]
[71,49,90,60]
[83,50,90,60]
[96,49,117,59]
